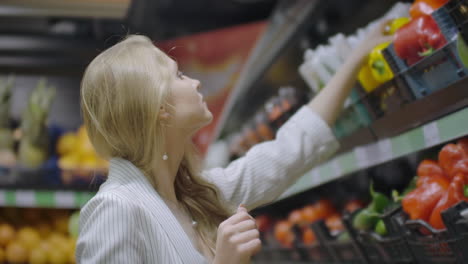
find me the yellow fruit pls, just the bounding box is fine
[0,246,5,262]
[0,223,16,246]
[48,249,68,264]
[6,241,28,263]
[54,216,70,235]
[29,247,48,264]
[36,222,52,239]
[63,238,76,256]
[79,154,99,170]
[77,125,87,141]
[70,250,76,264]
[57,132,78,156]
[77,127,95,157]
[38,240,52,253]
[58,154,80,170]
[17,227,41,250]
[48,232,68,247]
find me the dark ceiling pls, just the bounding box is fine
[0,0,279,42]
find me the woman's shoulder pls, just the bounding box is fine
[80,184,145,222]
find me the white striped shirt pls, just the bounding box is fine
[76,106,339,263]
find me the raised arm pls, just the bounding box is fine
[204,22,392,211]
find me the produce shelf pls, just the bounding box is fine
[278,102,468,201]
[0,0,130,19]
[0,189,95,209]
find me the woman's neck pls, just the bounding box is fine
[152,126,189,204]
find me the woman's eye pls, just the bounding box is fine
[177,71,184,79]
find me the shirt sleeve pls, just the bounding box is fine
[76,194,145,264]
[203,106,339,210]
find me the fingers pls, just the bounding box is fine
[231,229,260,244]
[233,219,257,233]
[238,238,262,256]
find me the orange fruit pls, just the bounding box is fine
[6,241,28,263]
[0,223,15,246]
[17,227,41,250]
[29,247,48,264]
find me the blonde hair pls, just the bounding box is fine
[80,35,231,255]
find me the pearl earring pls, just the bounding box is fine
[162,153,168,161]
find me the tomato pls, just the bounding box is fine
[325,214,344,232]
[288,209,304,226]
[302,205,320,223]
[302,227,316,245]
[313,199,337,219]
[344,199,365,213]
[255,215,272,233]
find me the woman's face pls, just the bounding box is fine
[166,60,213,131]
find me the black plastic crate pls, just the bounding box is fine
[441,201,468,262]
[333,211,371,264]
[252,245,304,263]
[403,220,460,264]
[358,77,415,120]
[382,8,468,99]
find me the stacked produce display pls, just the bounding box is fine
[0,208,79,264]
[0,78,108,189]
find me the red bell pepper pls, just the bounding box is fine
[394,15,447,65]
[439,144,467,179]
[410,0,449,18]
[458,138,468,154]
[417,159,445,178]
[429,173,468,229]
[402,175,450,221]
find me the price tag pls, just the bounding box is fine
[55,191,75,208]
[355,146,368,168]
[423,122,440,147]
[15,190,35,207]
[332,159,342,178]
[0,190,5,205]
[378,139,393,163]
[311,168,320,186]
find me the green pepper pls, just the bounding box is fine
[352,208,380,230]
[369,183,391,213]
[369,42,393,83]
[375,219,388,236]
[337,231,351,242]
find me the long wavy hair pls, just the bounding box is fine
[80,35,231,256]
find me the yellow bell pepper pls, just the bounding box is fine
[358,63,381,93]
[369,42,394,83]
[386,17,411,35]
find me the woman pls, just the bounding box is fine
[76,22,391,263]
